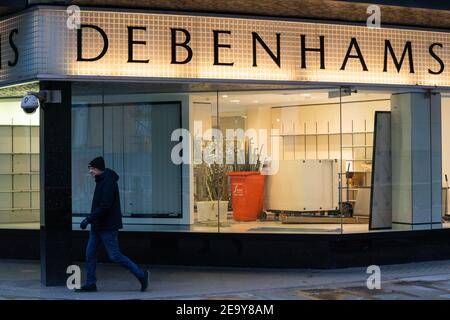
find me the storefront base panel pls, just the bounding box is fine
[0,230,40,260]
[2,229,450,268]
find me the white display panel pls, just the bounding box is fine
[265,159,339,212]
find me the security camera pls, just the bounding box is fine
[21,92,43,114]
[20,90,61,114]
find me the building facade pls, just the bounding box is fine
[1,1,450,286]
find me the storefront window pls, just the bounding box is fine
[214,87,439,234]
[0,83,40,230]
[71,82,443,234]
[214,88,343,233]
[342,88,441,232]
[72,83,187,231]
[441,93,450,228]
[190,92,220,232]
[340,89,391,233]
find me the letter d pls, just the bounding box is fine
[77,24,109,61]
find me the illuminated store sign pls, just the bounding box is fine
[76,25,437,74]
[1,7,450,87]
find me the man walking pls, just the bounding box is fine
[75,156,149,292]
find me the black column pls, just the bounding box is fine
[40,81,72,286]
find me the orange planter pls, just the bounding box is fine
[227,171,265,221]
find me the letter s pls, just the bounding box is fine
[8,29,18,67]
[429,43,445,75]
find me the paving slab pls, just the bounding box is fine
[1,259,450,300]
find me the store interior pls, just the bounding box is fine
[190,88,382,233]
[1,82,450,234]
[0,96,39,229]
[188,87,450,233]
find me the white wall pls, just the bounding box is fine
[270,99,390,161]
[0,99,39,125]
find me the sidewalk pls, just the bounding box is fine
[1,259,450,299]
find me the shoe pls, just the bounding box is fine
[139,270,150,292]
[74,284,97,292]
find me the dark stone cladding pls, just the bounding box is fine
[39,81,72,286]
[4,228,450,269]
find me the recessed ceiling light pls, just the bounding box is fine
[222,95,228,98]
[276,118,280,122]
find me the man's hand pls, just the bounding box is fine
[80,217,91,230]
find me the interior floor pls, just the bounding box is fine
[0,222,40,229]
[121,220,450,233]
[4,221,450,234]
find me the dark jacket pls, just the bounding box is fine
[89,168,123,231]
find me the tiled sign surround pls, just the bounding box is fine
[1,6,449,87]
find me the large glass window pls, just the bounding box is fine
[72,83,185,230]
[340,89,391,233]
[71,82,442,234]
[0,83,40,230]
[441,92,450,228]
[212,87,437,234]
[213,88,343,234]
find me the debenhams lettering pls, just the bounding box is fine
[76,24,445,75]
[0,28,19,69]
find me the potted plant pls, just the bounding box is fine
[195,164,214,223]
[205,163,229,223]
[227,138,265,221]
[196,140,229,223]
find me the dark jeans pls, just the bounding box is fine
[85,230,144,286]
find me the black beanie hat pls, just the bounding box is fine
[89,156,105,171]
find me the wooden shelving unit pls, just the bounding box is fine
[0,125,39,223]
[271,119,373,209]
[341,120,373,207]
